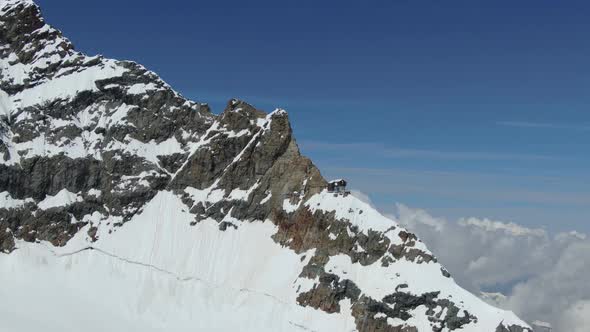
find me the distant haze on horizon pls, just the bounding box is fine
[37,0,590,233]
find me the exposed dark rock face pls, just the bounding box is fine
[297,272,361,313]
[0,1,533,331]
[496,323,532,332]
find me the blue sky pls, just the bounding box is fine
[37,0,590,232]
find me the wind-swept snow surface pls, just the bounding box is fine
[0,192,358,332]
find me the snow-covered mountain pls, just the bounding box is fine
[0,1,532,331]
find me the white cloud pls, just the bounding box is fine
[392,203,590,331]
[458,217,546,237]
[560,300,590,332]
[395,202,445,232]
[349,189,375,208]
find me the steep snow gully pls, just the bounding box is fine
[0,1,532,331]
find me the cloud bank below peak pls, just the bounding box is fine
[385,202,590,331]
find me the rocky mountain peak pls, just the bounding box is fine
[0,1,533,331]
[1,0,75,93]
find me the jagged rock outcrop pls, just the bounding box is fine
[0,1,532,331]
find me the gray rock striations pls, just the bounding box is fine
[0,1,532,331]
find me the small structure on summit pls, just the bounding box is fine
[327,179,348,195]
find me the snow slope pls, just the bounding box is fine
[0,191,525,332]
[1,191,358,332]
